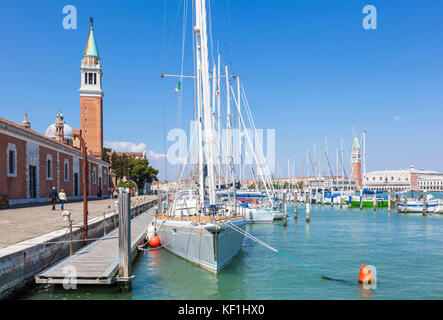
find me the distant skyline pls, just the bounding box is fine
[1,0,443,180]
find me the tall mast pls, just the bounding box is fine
[336,147,339,190]
[195,0,216,205]
[200,0,216,205]
[217,52,221,185]
[212,64,217,187]
[341,137,344,189]
[194,0,205,207]
[237,76,242,186]
[313,141,316,179]
[225,65,233,193]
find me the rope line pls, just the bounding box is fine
[226,221,346,282]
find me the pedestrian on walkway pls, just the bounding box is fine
[49,187,58,210]
[59,189,67,210]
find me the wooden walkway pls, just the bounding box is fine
[35,208,155,285]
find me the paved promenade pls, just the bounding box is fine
[0,196,156,249]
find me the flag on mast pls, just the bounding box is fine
[216,84,220,96]
[174,81,182,93]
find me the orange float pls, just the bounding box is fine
[358,264,374,283]
[149,235,161,248]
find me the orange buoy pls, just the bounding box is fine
[149,236,161,248]
[358,264,374,283]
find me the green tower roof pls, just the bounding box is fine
[84,18,99,58]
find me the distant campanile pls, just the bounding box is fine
[79,17,104,156]
[350,137,362,189]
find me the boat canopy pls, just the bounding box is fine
[362,189,383,195]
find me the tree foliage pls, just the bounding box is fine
[128,157,159,190]
[109,152,159,191]
[101,148,110,163]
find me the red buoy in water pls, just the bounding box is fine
[149,236,161,248]
[358,264,374,283]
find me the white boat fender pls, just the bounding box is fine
[146,222,156,239]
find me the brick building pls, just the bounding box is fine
[0,18,109,207]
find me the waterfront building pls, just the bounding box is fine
[363,165,443,191]
[0,18,110,207]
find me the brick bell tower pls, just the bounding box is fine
[350,136,362,189]
[79,17,103,157]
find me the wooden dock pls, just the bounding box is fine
[35,208,155,285]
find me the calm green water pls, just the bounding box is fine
[23,204,443,300]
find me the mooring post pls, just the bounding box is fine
[373,193,377,212]
[422,190,427,216]
[103,212,107,236]
[340,189,343,210]
[157,193,163,215]
[294,191,298,219]
[388,190,391,213]
[117,191,134,290]
[322,189,325,206]
[69,219,73,256]
[404,191,408,213]
[306,191,310,223]
[360,189,363,210]
[283,192,287,226]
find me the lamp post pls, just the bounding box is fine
[73,132,89,242]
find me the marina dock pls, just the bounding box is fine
[35,208,155,285]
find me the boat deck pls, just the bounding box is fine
[155,214,244,223]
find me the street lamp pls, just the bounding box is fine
[73,132,89,242]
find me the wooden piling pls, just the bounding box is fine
[340,191,343,210]
[388,190,391,213]
[103,212,107,236]
[404,191,408,213]
[422,190,427,216]
[294,191,298,219]
[69,219,73,256]
[283,192,287,226]
[373,194,377,211]
[360,189,363,210]
[157,193,162,215]
[306,191,310,223]
[118,191,133,290]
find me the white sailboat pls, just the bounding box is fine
[153,0,246,273]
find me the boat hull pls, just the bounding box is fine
[244,208,275,223]
[345,196,394,208]
[154,217,246,273]
[396,201,438,213]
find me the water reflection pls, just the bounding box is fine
[358,283,374,299]
[140,243,249,299]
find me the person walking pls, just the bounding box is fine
[49,187,58,210]
[59,189,67,210]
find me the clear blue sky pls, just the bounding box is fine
[1,0,443,180]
